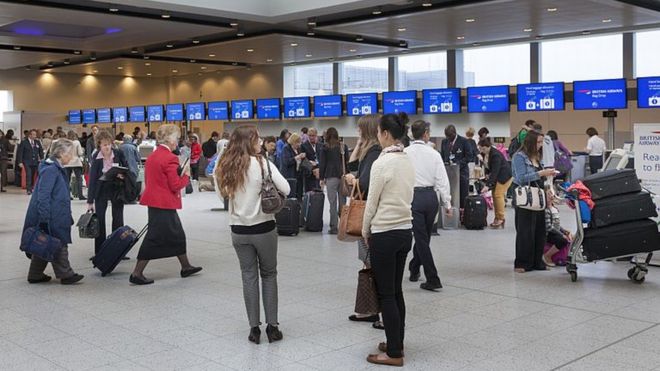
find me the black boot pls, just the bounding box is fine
[248,326,261,344]
[266,324,283,343]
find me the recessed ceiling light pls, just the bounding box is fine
[237,31,245,37]
[46,62,53,67]
[74,50,81,55]
[24,66,31,70]
[305,53,312,57]
[307,30,315,36]
[349,48,357,52]
[307,19,316,26]
[328,58,334,61]
[166,43,174,48]
[201,66,207,69]
[582,30,591,35]
[266,58,273,62]
[192,39,200,44]
[131,48,139,54]
[93,70,98,73]
[535,35,544,40]
[63,59,70,65]
[465,18,475,23]
[290,42,298,47]
[172,69,178,73]
[547,7,557,12]
[523,28,533,32]
[143,55,150,60]
[109,8,118,12]
[230,21,239,27]
[472,42,481,46]
[190,59,196,63]
[161,14,171,18]
[232,62,238,66]
[90,55,97,61]
[209,53,216,57]
[456,36,465,40]
[372,7,382,15]
[399,40,407,47]
[147,73,152,76]
[246,48,254,52]
[602,18,612,23]
[13,46,21,50]
[117,66,123,70]
[397,27,406,32]
[145,62,151,66]
[422,2,432,7]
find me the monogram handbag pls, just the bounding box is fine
[76,211,100,239]
[339,143,352,197]
[260,157,286,214]
[354,268,380,315]
[20,226,63,262]
[514,184,547,211]
[338,182,366,242]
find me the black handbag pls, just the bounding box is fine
[20,227,63,262]
[76,211,100,239]
[354,268,380,315]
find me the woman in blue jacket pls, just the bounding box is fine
[278,132,305,199]
[23,139,84,285]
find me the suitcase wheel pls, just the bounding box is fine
[628,266,647,283]
[566,264,578,282]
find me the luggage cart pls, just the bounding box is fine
[565,190,656,283]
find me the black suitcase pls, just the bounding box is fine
[582,169,641,200]
[590,192,658,228]
[276,199,300,236]
[303,190,325,232]
[93,225,147,276]
[583,219,660,261]
[463,195,487,230]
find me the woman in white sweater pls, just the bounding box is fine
[362,113,414,367]
[61,131,86,200]
[216,125,290,345]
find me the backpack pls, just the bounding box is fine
[553,141,573,175]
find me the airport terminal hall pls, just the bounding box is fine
[3,0,660,370]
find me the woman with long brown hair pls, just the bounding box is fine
[217,125,290,345]
[319,127,349,234]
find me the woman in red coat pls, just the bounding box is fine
[129,124,202,285]
[190,134,202,181]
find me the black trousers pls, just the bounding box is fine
[191,162,199,180]
[514,207,546,271]
[459,168,469,209]
[94,186,124,254]
[65,167,83,199]
[589,155,603,175]
[24,164,38,192]
[304,174,319,192]
[0,160,8,188]
[370,229,412,359]
[409,189,441,285]
[547,230,569,249]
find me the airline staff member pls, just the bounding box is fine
[585,127,606,174]
[440,125,473,209]
[404,121,452,291]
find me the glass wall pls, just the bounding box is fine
[340,58,389,94]
[0,90,13,122]
[635,29,660,77]
[541,34,623,82]
[283,63,333,97]
[463,44,530,87]
[397,52,447,90]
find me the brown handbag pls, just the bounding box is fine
[337,182,366,242]
[354,268,380,315]
[339,143,352,197]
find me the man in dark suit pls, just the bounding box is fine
[300,128,322,191]
[440,125,474,210]
[16,129,44,195]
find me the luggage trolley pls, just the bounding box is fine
[565,189,657,283]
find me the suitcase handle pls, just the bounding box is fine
[136,225,148,240]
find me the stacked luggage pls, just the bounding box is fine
[567,169,659,282]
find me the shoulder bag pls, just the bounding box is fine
[20,226,63,262]
[338,182,366,242]
[260,157,286,214]
[339,143,352,197]
[514,182,547,211]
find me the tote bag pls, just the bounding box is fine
[338,182,366,242]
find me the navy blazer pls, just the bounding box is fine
[23,159,73,244]
[440,135,473,171]
[278,144,299,179]
[87,148,128,203]
[16,138,43,167]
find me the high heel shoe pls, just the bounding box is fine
[266,324,283,343]
[248,326,261,344]
[490,219,505,229]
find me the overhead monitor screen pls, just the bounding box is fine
[637,76,660,109]
[231,100,254,120]
[96,108,112,123]
[573,78,627,110]
[147,105,164,122]
[129,106,145,122]
[207,101,229,120]
[186,102,205,120]
[346,93,377,116]
[283,97,311,118]
[422,88,461,114]
[382,91,417,114]
[68,110,81,124]
[256,98,281,119]
[82,109,96,124]
[314,95,343,117]
[166,103,184,121]
[113,107,127,123]
[467,85,510,112]
[516,82,565,111]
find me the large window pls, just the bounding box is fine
[463,44,529,87]
[636,29,660,77]
[283,63,333,97]
[340,58,388,94]
[541,34,622,82]
[397,51,447,90]
[0,90,13,122]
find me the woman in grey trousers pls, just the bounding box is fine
[216,125,290,344]
[319,127,349,234]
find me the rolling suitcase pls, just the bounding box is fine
[440,207,459,230]
[463,195,487,230]
[93,225,147,276]
[582,219,660,261]
[582,169,641,200]
[276,199,300,236]
[590,192,658,228]
[303,190,325,232]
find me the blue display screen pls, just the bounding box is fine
[382,91,417,114]
[422,89,461,114]
[256,98,281,119]
[113,107,127,123]
[467,85,510,112]
[166,104,184,121]
[517,82,565,112]
[573,78,627,110]
[346,93,377,116]
[284,97,310,118]
[68,110,81,124]
[129,106,145,122]
[637,77,660,109]
[186,102,205,120]
[314,95,342,117]
[96,108,111,123]
[207,101,228,120]
[147,105,164,122]
[231,100,254,120]
[82,109,96,124]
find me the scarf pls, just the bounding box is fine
[381,143,404,154]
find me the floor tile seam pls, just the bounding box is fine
[550,323,660,370]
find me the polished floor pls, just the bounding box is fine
[1,187,660,371]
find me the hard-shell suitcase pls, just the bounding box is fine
[582,169,641,200]
[590,192,658,228]
[276,198,300,236]
[93,225,147,276]
[303,190,325,232]
[463,195,487,230]
[582,219,660,261]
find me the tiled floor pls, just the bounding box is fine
[1,187,660,371]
